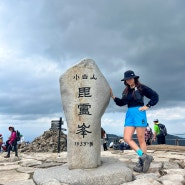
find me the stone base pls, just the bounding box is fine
[33,157,133,185]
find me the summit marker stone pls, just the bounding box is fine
[59,59,110,169]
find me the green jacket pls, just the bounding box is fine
[154,124,160,135]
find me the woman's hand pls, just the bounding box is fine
[139,105,149,111]
[110,88,115,99]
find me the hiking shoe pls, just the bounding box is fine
[133,157,143,173]
[4,155,10,158]
[140,154,153,173]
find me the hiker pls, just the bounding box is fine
[112,138,121,150]
[110,70,159,173]
[4,126,18,158]
[0,134,3,152]
[102,130,108,151]
[119,138,130,152]
[153,119,166,144]
[145,123,153,145]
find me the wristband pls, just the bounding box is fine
[146,104,151,108]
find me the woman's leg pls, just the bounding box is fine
[136,127,147,154]
[14,143,18,156]
[123,126,139,151]
[4,144,11,158]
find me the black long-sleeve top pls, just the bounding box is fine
[114,84,159,108]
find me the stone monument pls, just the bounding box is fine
[32,59,132,185]
[59,58,110,169]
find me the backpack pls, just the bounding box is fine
[158,123,167,136]
[16,130,21,141]
[146,127,153,139]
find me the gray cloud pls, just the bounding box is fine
[1,0,185,140]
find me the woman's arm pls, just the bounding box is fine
[142,85,159,107]
[110,88,127,106]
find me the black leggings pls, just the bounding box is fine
[6,140,18,157]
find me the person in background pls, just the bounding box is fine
[0,134,3,152]
[153,119,166,144]
[110,70,159,173]
[119,138,130,152]
[4,126,18,158]
[145,123,153,145]
[102,130,108,151]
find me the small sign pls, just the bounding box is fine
[51,118,64,131]
[50,117,67,154]
[51,120,60,124]
[51,123,59,127]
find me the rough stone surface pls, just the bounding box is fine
[33,157,132,185]
[0,169,30,184]
[1,145,185,185]
[59,59,110,169]
[4,180,35,185]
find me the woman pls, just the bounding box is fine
[4,126,18,158]
[110,70,159,173]
[102,130,108,151]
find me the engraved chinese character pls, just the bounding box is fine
[82,74,88,79]
[73,74,80,80]
[78,103,92,115]
[90,74,97,80]
[89,142,93,147]
[76,123,92,138]
[78,87,92,98]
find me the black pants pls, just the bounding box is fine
[103,143,108,151]
[6,140,18,157]
[157,135,166,144]
[146,139,152,145]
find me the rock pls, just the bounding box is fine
[59,59,110,169]
[4,179,35,185]
[19,130,67,153]
[159,171,185,185]
[147,144,185,151]
[16,166,36,173]
[39,179,61,185]
[1,147,185,185]
[0,169,30,184]
[122,178,162,185]
[33,157,133,185]
[20,159,42,167]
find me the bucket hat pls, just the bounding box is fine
[121,70,139,81]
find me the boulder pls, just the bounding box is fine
[59,59,110,169]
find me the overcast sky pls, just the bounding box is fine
[0,0,185,142]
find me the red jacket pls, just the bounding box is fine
[9,131,17,144]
